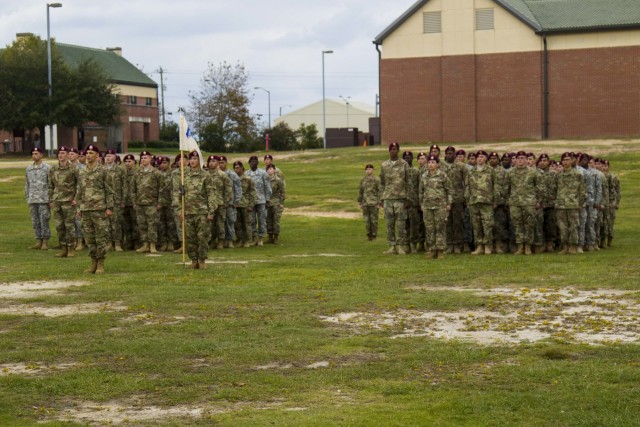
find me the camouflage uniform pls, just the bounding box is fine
[171,167,185,244]
[578,166,600,248]
[236,174,257,244]
[404,166,422,248]
[209,169,232,244]
[132,166,163,244]
[104,164,125,244]
[267,174,286,237]
[419,169,452,251]
[158,169,178,248]
[465,165,498,247]
[122,166,139,249]
[245,168,272,240]
[48,161,78,247]
[76,164,114,261]
[537,167,558,249]
[380,158,410,247]
[173,167,217,262]
[608,172,621,243]
[505,166,541,246]
[555,167,586,247]
[444,162,467,250]
[597,171,611,247]
[26,161,51,241]
[357,173,381,239]
[73,163,85,240]
[491,164,511,250]
[225,168,242,242]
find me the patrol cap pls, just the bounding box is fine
[84,145,99,154]
[402,150,413,158]
[233,160,244,168]
[561,152,574,160]
[105,149,117,155]
[489,151,499,159]
[445,146,456,153]
[429,144,440,152]
[219,155,228,162]
[515,151,528,158]
[57,146,69,153]
[31,147,44,154]
[139,150,152,157]
[455,149,466,156]
[427,154,439,163]
[123,154,136,162]
[264,154,273,160]
[476,150,488,157]
[365,164,374,170]
[188,150,199,159]
[69,147,79,154]
[248,155,258,161]
[389,142,400,151]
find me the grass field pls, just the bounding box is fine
[1,139,639,426]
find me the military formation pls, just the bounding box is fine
[26,146,285,272]
[359,143,621,258]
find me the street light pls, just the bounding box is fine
[322,49,333,149]
[254,87,271,128]
[279,105,292,117]
[47,2,62,157]
[339,95,351,128]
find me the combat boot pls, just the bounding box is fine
[471,245,484,255]
[225,240,234,249]
[383,246,397,255]
[436,250,445,260]
[411,244,418,254]
[447,245,454,254]
[31,239,43,249]
[484,245,492,255]
[41,239,49,250]
[454,245,462,254]
[188,260,199,269]
[403,244,411,254]
[67,245,76,258]
[534,244,544,254]
[136,242,150,253]
[198,259,207,269]
[216,241,224,250]
[585,244,594,252]
[159,243,168,252]
[114,241,123,252]
[524,244,532,255]
[545,242,555,253]
[576,246,584,254]
[173,245,183,254]
[76,238,85,251]
[396,245,407,255]
[95,258,105,274]
[84,258,98,274]
[558,244,568,255]
[514,244,524,255]
[257,237,264,247]
[54,245,68,258]
[463,244,471,253]
[568,245,578,255]
[426,250,437,259]
[495,241,505,254]
[149,243,158,254]
[273,234,279,244]
[243,240,251,248]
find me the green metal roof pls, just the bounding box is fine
[374,0,640,43]
[57,43,157,88]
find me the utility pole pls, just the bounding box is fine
[158,67,166,129]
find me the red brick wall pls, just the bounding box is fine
[442,55,476,142]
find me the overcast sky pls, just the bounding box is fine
[1,0,415,127]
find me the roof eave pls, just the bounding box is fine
[112,80,157,89]
[373,0,430,45]
[535,23,640,35]
[492,0,543,33]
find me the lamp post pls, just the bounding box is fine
[339,95,351,128]
[322,50,333,149]
[47,2,62,157]
[279,105,292,117]
[254,87,271,128]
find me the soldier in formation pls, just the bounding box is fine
[357,164,381,241]
[25,147,51,250]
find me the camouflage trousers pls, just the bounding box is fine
[596,207,611,245]
[51,202,76,246]
[81,210,109,260]
[509,205,536,245]
[158,206,178,245]
[173,207,183,242]
[493,205,510,244]
[224,206,237,241]
[211,205,227,241]
[536,207,557,246]
[579,206,597,246]
[469,203,493,245]
[446,202,464,246]
[29,203,51,240]
[609,207,617,240]
[463,207,474,248]
[361,205,379,238]
[556,209,580,245]
[383,199,407,246]
[251,203,267,239]
[74,216,83,238]
[235,207,252,242]
[423,207,448,251]
[136,205,159,243]
[185,214,211,261]
[404,205,422,244]
[121,205,139,248]
[108,206,123,242]
[267,204,284,236]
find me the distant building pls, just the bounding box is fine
[373,0,640,144]
[275,99,376,133]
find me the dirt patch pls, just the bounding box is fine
[120,313,188,326]
[285,208,359,219]
[282,253,353,258]
[320,287,640,346]
[1,362,78,377]
[0,302,127,317]
[0,176,20,183]
[0,281,86,299]
[254,361,330,371]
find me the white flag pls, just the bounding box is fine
[178,113,204,167]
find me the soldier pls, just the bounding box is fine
[219,155,242,248]
[173,151,217,269]
[445,149,468,253]
[489,152,509,253]
[266,163,286,244]
[604,160,620,247]
[535,153,557,252]
[121,154,139,250]
[74,144,113,274]
[357,164,381,241]
[526,152,537,169]
[419,155,452,259]
[505,151,541,255]
[264,154,285,183]
[207,155,232,249]
[402,151,423,253]
[48,146,78,258]
[26,147,51,250]
[380,142,411,255]
[103,149,125,252]
[234,161,257,248]
[246,155,272,246]
[594,158,610,249]
[577,154,600,253]
[465,150,498,255]
[132,150,163,254]
[555,152,586,254]
[69,148,86,251]
[158,156,177,251]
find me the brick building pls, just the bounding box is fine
[373,0,640,144]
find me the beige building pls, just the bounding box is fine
[274,99,376,133]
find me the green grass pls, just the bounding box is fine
[1,141,639,426]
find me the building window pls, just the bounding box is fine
[129,95,137,105]
[145,97,152,106]
[475,9,494,30]
[423,12,441,34]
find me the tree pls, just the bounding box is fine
[296,123,323,150]
[189,61,256,152]
[0,34,120,137]
[264,122,297,151]
[159,120,179,142]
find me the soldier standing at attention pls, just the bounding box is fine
[48,146,78,258]
[246,156,272,246]
[264,154,285,183]
[234,161,257,248]
[465,150,498,255]
[157,156,177,251]
[419,155,452,259]
[266,163,286,244]
[445,148,468,253]
[488,152,509,254]
[133,150,163,254]
[357,164,381,241]
[604,160,621,247]
[75,145,113,274]
[535,154,558,253]
[402,151,423,253]
[26,147,52,250]
[174,151,217,269]
[219,156,242,248]
[103,149,125,252]
[121,154,138,250]
[505,151,541,256]
[207,156,232,249]
[555,152,586,254]
[380,142,411,255]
